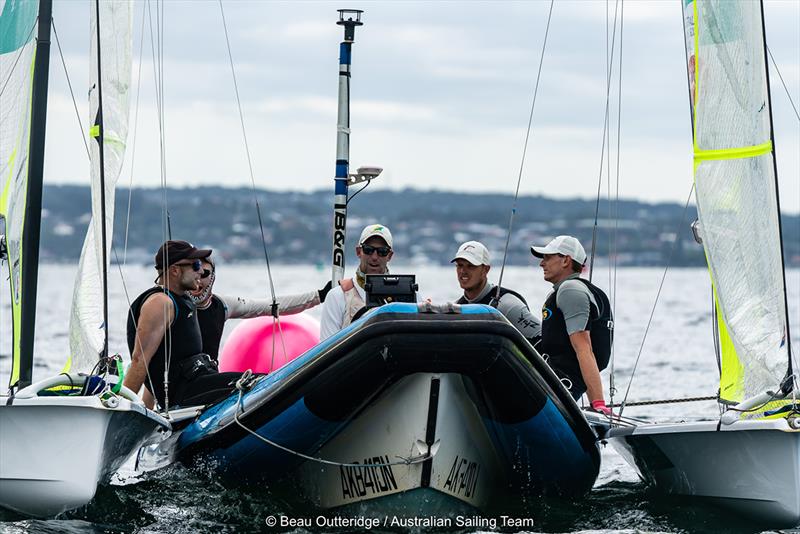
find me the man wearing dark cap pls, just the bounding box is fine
[531,235,614,415]
[124,240,242,409]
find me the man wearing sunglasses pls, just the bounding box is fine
[319,224,394,340]
[190,256,332,361]
[452,240,541,346]
[124,240,242,409]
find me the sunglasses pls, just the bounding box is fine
[200,269,213,279]
[361,244,391,257]
[174,259,202,272]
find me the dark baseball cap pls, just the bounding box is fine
[154,240,212,269]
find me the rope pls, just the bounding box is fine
[588,0,621,282]
[217,0,278,305]
[609,395,717,408]
[231,371,434,468]
[767,46,799,122]
[495,0,555,296]
[51,20,90,159]
[618,183,695,418]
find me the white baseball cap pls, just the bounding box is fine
[451,241,490,266]
[359,224,393,248]
[530,235,587,265]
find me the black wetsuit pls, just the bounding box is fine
[539,278,613,399]
[197,295,227,361]
[127,287,241,408]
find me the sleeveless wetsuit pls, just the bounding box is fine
[127,286,203,408]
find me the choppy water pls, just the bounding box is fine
[1,264,798,533]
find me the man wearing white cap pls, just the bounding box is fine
[531,235,614,415]
[319,224,394,340]
[452,241,541,343]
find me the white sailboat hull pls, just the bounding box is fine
[0,395,169,517]
[608,419,800,526]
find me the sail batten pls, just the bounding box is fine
[683,0,789,404]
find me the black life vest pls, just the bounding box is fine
[457,286,540,345]
[197,295,227,361]
[456,285,529,308]
[127,286,203,408]
[539,278,613,397]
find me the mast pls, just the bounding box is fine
[330,9,363,284]
[18,0,53,389]
[758,0,793,381]
[93,0,110,360]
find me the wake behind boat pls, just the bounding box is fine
[158,303,599,514]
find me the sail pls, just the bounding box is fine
[66,0,132,372]
[684,0,788,403]
[0,0,40,387]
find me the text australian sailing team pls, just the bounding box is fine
[124,225,614,416]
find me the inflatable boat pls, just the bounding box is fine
[158,303,599,514]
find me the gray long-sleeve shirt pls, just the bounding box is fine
[461,282,541,340]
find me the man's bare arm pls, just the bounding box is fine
[569,330,604,403]
[123,293,174,407]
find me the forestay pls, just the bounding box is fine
[67,0,132,372]
[683,0,789,404]
[0,0,39,387]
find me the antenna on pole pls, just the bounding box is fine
[337,9,363,42]
[330,9,365,284]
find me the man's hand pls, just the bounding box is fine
[590,399,612,416]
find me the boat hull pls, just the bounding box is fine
[0,396,169,517]
[174,303,600,513]
[608,419,800,526]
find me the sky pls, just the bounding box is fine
[41,0,800,212]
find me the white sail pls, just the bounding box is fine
[67,0,132,372]
[0,0,40,386]
[686,0,789,403]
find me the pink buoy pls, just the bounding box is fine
[219,313,320,374]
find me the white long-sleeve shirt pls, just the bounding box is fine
[218,290,320,320]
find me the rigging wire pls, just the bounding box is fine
[767,47,800,122]
[123,2,148,264]
[588,0,621,282]
[217,0,286,358]
[51,20,90,160]
[217,0,278,305]
[609,0,624,407]
[495,0,555,296]
[619,184,696,418]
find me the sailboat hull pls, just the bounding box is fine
[0,396,169,517]
[609,419,800,526]
[172,303,600,514]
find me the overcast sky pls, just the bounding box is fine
[43,0,799,212]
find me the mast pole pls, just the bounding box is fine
[93,0,110,360]
[330,9,363,284]
[18,0,53,389]
[758,0,793,379]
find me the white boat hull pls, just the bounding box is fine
[297,373,504,512]
[608,418,800,526]
[0,395,169,517]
